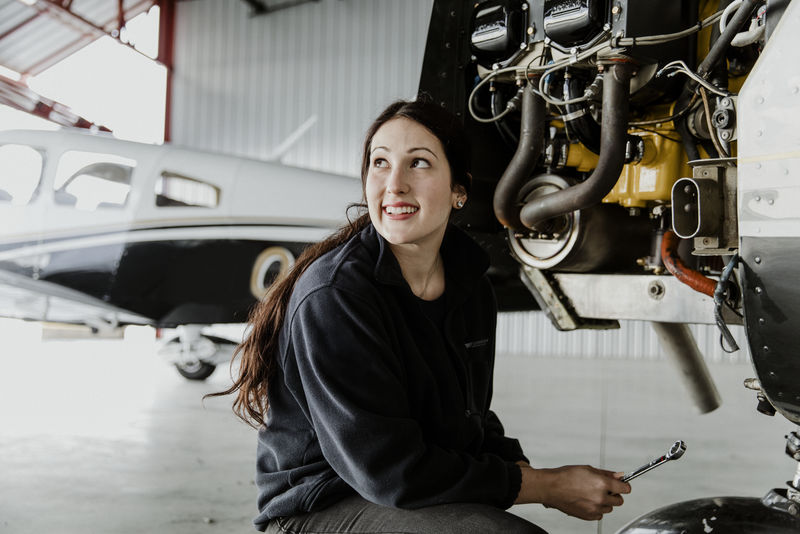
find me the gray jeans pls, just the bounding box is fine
[264,495,548,534]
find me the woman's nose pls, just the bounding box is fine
[386,166,409,194]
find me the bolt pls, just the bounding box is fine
[648,282,665,298]
[768,199,774,205]
[721,98,731,107]
[755,195,761,201]
[754,256,761,264]
[612,5,621,14]
[763,345,770,353]
[703,237,711,245]
[521,2,528,10]
[721,131,731,140]
[758,317,766,325]
[520,42,527,50]
[755,286,763,294]
[789,504,799,516]
[528,26,534,35]
[757,96,765,104]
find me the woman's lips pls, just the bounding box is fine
[383,204,419,220]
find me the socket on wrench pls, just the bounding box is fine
[621,441,687,483]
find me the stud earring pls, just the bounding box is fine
[456,200,465,209]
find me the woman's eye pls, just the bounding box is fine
[411,158,431,169]
[372,158,388,168]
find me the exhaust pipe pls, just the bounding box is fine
[520,63,634,229]
[493,83,546,230]
[651,321,721,414]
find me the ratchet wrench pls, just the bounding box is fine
[620,440,687,483]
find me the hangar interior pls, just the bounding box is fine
[0,1,798,533]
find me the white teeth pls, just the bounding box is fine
[384,205,419,215]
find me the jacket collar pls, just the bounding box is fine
[359,222,490,293]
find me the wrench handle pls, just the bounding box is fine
[620,455,668,483]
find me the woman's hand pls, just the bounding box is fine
[515,464,631,521]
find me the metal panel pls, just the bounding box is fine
[171,0,434,176]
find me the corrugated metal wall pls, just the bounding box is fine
[172,0,433,176]
[497,314,748,364]
[170,0,751,365]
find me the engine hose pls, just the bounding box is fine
[661,230,717,297]
[493,83,546,230]
[563,74,601,154]
[698,0,760,79]
[520,62,634,229]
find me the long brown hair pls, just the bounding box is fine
[211,98,472,428]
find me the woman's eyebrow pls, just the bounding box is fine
[408,147,439,159]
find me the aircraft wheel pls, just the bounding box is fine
[174,360,216,380]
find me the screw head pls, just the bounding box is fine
[755,286,763,294]
[754,256,761,264]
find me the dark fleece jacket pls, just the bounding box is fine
[253,223,527,530]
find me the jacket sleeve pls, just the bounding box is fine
[282,285,522,510]
[481,410,530,464]
[477,277,529,464]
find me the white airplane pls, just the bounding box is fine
[0,128,362,378]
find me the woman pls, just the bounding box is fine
[218,99,631,533]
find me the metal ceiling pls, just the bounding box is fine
[0,0,173,131]
[0,0,159,77]
[0,0,319,133]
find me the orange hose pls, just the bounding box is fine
[660,230,717,297]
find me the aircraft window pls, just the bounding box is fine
[156,172,220,208]
[0,144,44,205]
[54,151,135,211]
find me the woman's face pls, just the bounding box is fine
[365,117,463,251]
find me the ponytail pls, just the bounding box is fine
[207,210,370,428]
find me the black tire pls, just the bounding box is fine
[174,360,216,380]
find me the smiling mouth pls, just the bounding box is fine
[383,205,419,215]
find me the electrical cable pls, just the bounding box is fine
[628,94,699,126]
[627,126,681,143]
[616,10,724,46]
[658,60,731,96]
[714,254,741,352]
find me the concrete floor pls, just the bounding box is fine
[0,320,796,534]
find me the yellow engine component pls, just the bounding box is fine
[604,132,692,208]
[561,129,692,208]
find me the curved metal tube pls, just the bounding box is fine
[493,84,546,230]
[520,63,634,229]
[651,321,721,414]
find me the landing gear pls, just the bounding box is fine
[157,325,238,381]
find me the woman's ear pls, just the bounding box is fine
[452,184,467,209]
